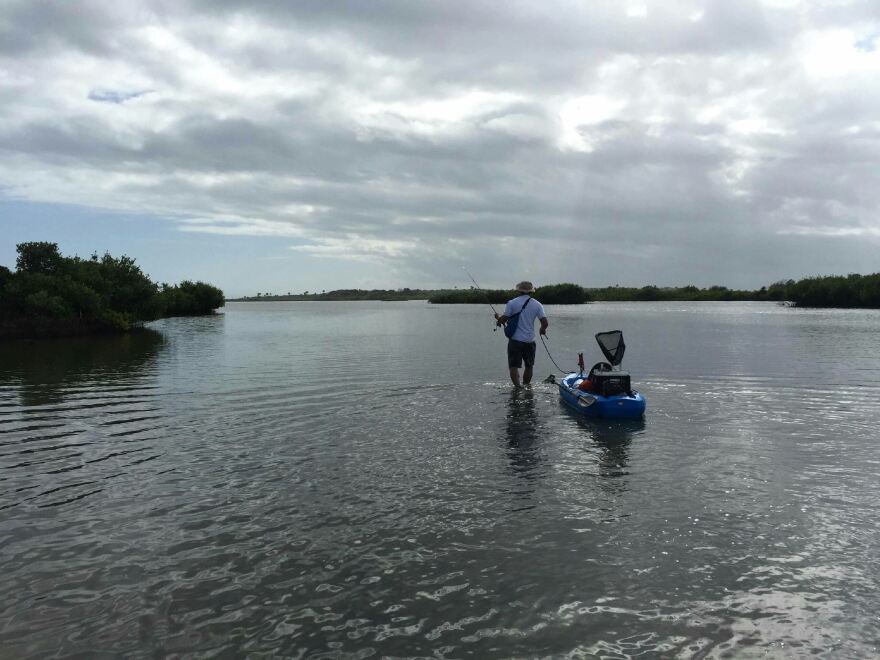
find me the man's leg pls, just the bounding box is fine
[509,367,521,387]
[507,340,523,387]
[522,342,536,385]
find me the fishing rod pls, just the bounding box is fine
[462,267,501,330]
[463,267,573,379]
[462,267,499,315]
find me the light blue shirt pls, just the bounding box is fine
[504,295,547,343]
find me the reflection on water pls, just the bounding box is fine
[0,329,164,406]
[150,312,226,337]
[575,414,643,478]
[505,388,542,480]
[2,302,880,658]
[558,402,643,481]
[0,329,167,512]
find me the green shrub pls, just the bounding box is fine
[15,241,64,275]
[24,290,71,318]
[159,281,225,316]
[1,242,225,338]
[534,283,590,304]
[783,273,880,308]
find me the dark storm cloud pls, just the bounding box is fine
[193,0,785,55]
[0,0,135,56]
[1,0,879,288]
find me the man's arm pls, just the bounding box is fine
[496,300,512,326]
[539,317,549,335]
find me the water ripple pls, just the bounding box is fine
[2,304,880,657]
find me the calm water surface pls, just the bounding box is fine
[2,301,879,658]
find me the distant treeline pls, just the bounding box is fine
[230,288,432,302]
[429,283,767,303]
[232,283,591,304]
[430,283,590,304]
[0,242,225,338]
[431,277,880,306]
[589,285,766,302]
[230,274,880,309]
[779,274,880,308]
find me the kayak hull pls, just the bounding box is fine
[558,373,646,419]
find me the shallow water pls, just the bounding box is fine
[2,301,879,657]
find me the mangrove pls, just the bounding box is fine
[429,283,590,304]
[779,273,880,308]
[0,242,225,339]
[227,275,880,309]
[229,288,435,302]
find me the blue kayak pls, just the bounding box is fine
[558,372,646,419]
[555,330,646,419]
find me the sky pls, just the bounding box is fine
[1,0,879,297]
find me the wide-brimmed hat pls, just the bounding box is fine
[515,281,535,293]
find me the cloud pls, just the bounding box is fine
[1,0,879,288]
[88,88,152,104]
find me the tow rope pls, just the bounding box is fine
[540,334,570,375]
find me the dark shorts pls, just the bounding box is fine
[507,339,537,369]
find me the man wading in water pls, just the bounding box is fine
[495,281,549,388]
